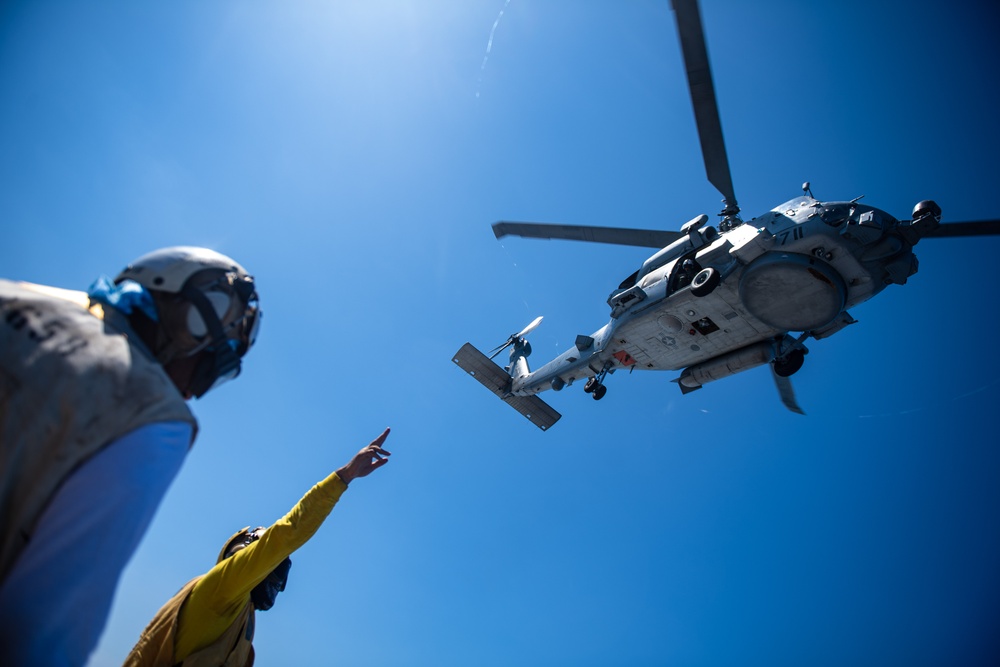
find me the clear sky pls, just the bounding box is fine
[3,1,1000,665]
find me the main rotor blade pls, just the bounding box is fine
[922,219,1000,238]
[770,365,805,415]
[671,0,738,215]
[493,221,683,248]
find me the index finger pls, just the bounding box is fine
[369,427,391,449]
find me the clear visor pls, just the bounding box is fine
[240,296,262,355]
[231,274,261,356]
[199,339,242,395]
[185,273,261,359]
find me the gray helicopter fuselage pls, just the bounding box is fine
[454,0,996,427]
[510,195,922,397]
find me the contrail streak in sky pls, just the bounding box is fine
[477,0,512,99]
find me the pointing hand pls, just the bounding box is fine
[336,428,391,485]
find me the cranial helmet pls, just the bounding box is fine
[218,526,257,563]
[116,246,261,398]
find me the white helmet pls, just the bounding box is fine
[116,246,261,397]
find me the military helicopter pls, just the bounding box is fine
[453,0,1000,430]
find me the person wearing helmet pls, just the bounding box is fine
[0,247,261,667]
[124,429,392,667]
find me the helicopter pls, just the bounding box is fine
[453,0,1000,430]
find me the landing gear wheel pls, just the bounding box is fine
[584,377,598,393]
[773,348,805,377]
[592,384,608,400]
[690,267,720,297]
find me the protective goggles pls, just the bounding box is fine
[182,274,262,397]
[229,274,262,356]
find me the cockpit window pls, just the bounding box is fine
[618,269,640,290]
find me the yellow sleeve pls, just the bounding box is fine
[173,472,348,660]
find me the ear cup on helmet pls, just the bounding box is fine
[186,290,233,338]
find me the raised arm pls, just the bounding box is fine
[336,427,392,484]
[172,427,394,660]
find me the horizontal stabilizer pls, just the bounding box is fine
[453,342,561,430]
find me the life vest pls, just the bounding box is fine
[124,577,256,667]
[0,279,198,581]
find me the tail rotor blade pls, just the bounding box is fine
[487,339,513,360]
[517,316,543,339]
[487,317,544,360]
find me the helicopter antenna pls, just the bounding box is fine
[802,181,814,198]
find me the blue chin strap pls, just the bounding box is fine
[87,276,159,321]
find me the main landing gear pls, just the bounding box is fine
[583,364,612,400]
[690,266,720,297]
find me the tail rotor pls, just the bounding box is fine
[453,315,561,430]
[487,316,543,360]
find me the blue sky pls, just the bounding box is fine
[3,1,1000,665]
